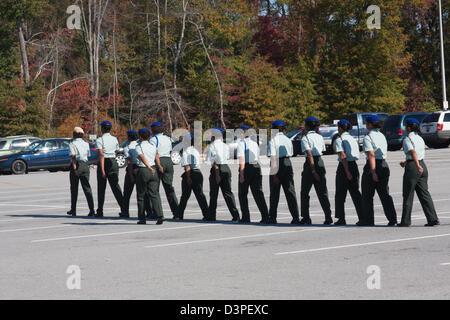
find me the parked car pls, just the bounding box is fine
[0,138,98,174]
[382,112,430,151]
[420,111,450,148]
[0,135,41,157]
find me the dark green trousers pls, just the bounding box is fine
[70,161,94,212]
[301,157,332,220]
[136,166,163,222]
[123,167,153,216]
[178,169,209,219]
[401,160,438,225]
[97,158,124,213]
[335,161,363,221]
[158,157,179,216]
[361,160,397,224]
[269,158,300,220]
[238,163,269,222]
[209,164,240,220]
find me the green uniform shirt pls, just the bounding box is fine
[181,146,201,169]
[334,132,360,162]
[123,140,139,165]
[150,133,172,157]
[301,131,326,157]
[268,132,293,158]
[136,140,157,167]
[363,129,387,160]
[237,137,260,164]
[69,138,90,162]
[403,132,425,161]
[96,133,119,158]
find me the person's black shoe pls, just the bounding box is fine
[137,220,146,225]
[231,216,240,222]
[119,214,130,218]
[95,210,103,218]
[356,221,374,226]
[334,219,346,226]
[323,218,333,225]
[87,211,95,217]
[290,219,300,224]
[268,217,277,224]
[425,220,440,227]
[387,221,397,226]
[260,219,270,224]
[146,214,157,219]
[156,218,165,225]
[67,210,76,216]
[239,218,250,223]
[397,223,410,227]
[299,218,312,225]
[173,216,183,220]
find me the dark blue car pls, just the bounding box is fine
[0,138,99,174]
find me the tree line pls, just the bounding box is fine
[0,0,448,138]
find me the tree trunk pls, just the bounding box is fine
[17,17,30,86]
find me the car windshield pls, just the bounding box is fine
[24,141,42,151]
[384,115,402,128]
[286,130,300,138]
[422,113,440,123]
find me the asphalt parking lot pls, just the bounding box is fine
[0,148,449,300]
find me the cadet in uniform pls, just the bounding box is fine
[150,122,179,218]
[268,120,300,224]
[176,134,210,220]
[237,125,270,224]
[207,127,240,222]
[398,118,440,227]
[96,120,124,217]
[122,130,152,218]
[333,119,363,225]
[136,128,164,225]
[299,117,333,225]
[67,127,95,217]
[360,115,397,226]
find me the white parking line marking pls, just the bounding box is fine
[440,263,450,266]
[31,224,217,243]
[0,217,36,223]
[0,225,72,233]
[144,227,335,249]
[275,233,450,255]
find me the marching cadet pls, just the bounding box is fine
[237,125,270,224]
[360,115,397,226]
[398,118,440,227]
[67,127,95,217]
[206,127,241,222]
[136,128,164,225]
[176,134,210,220]
[333,119,363,226]
[268,120,300,224]
[299,117,333,225]
[150,122,179,219]
[121,130,153,218]
[96,120,125,217]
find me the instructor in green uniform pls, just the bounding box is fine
[333,119,363,226]
[176,134,210,220]
[121,129,152,218]
[136,128,164,225]
[398,118,440,227]
[360,115,397,226]
[237,125,270,224]
[96,120,124,217]
[268,120,300,224]
[299,117,333,225]
[150,122,179,219]
[67,127,95,217]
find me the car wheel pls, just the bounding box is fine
[115,154,126,168]
[48,169,59,173]
[171,150,181,165]
[11,160,27,175]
